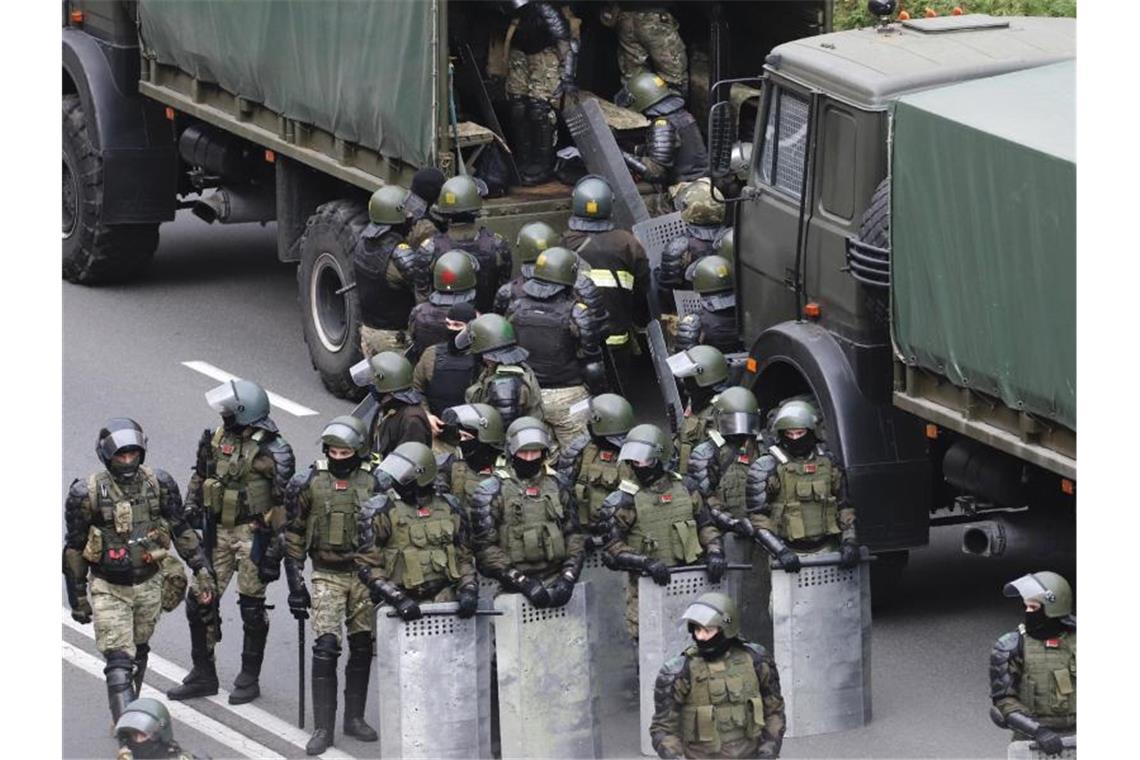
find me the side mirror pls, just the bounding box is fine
[708,101,736,179]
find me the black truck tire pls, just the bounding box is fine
[858,177,890,249]
[62,94,159,284]
[298,199,368,401]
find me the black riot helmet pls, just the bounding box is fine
[97,417,148,480]
[115,698,175,758]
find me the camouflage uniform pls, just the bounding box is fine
[614,5,688,98]
[465,362,545,429]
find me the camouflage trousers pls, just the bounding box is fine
[507,47,562,103]
[159,553,189,612]
[212,523,267,600]
[624,571,642,641]
[310,568,375,643]
[539,384,591,460]
[91,571,164,656]
[360,325,407,360]
[616,10,688,94]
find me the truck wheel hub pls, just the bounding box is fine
[310,251,348,353]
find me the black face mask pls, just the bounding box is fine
[327,454,360,479]
[107,450,142,481]
[1024,607,1067,640]
[222,413,242,432]
[396,480,433,505]
[125,738,167,760]
[632,461,664,486]
[463,440,498,472]
[782,431,816,458]
[512,455,544,480]
[689,625,732,660]
[684,380,715,413]
[591,432,623,452]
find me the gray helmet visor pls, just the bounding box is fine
[719,412,759,437]
[1003,574,1054,604]
[484,345,530,365]
[349,358,375,388]
[666,351,701,379]
[99,428,147,460]
[509,427,550,454]
[701,292,736,311]
[454,326,474,351]
[378,451,422,485]
[680,600,720,628]
[205,381,239,414]
[429,289,477,306]
[321,420,364,450]
[618,440,659,464]
[405,192,427,220]
[115,710,158,739]
[361,222,393,240]
[568,216,614,232]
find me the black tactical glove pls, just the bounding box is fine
[646,559,672,587]
[838,541,862,569]
[546,577,575,608]
[287,584,311,621]
[776,548,801,573]
[256,533,284,584]
[71,595,92,625]
[395,596,423,622]
[516,575,551,608]
[731,519,755,538]
[456,586,479,619]
[1033,727,1065,757]
[706,552,727,584]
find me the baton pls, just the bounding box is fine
[669,563,752,574]
[768,545,875,570]
[297,618,305,729]
[1027,735,1077,751]
[381,607,504,618]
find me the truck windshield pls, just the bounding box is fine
[758,88,809,200]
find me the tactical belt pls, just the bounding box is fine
[312,557,357,573]
[404,578,451,602]
[786,535,837,553]
[91,562,160,587]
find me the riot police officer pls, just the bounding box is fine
[743,399,860,571]
[115,697,202,759]
[168,380,295,705]
[651,592,786,759]
[436,403,508,510]
[407,167,448,250]
[351,351,432,459]
[667,344,731,472]
[412,301,480,442]
[460,313,545,428]
[355,184,423,359]
[713,226,733,260]
[281,416,387,754]
[470,417,585,608]
[556,393,636,531]
[494,220,560,315]
[407,249,479,364]
[506,245,607,451]
[659,179,726,297]
[595,423,725,640]
[603,2,688,100]
[561,175,651,384]
[417,175,512,314]
[618,71,708,188]
[687,387,763,527]
[674,256,743,354]
[64,419,215,724]
[989,571,1076,757]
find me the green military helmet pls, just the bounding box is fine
[434,250,478,293]
[619,423,673,466]
[205,378,271,425]
[506,416,552,456]
[1003,571,1073,618]
[713,228,734,260]
[772,399,820,434]
[434,174,483,216]
[666,345,728,388]
[320,415,370,457]
[677,180,725,226]
[621,71,677,114]
[379,441,438,487]
[569,175,615,232]
[115,697,174,749]
[681,591,741,639]
[588,393,635,439]
[516,221,559,265]
[713,386,760,438]
[692,255,734,295]
[456,313,530,364]
[442,403,506,446]
[533,246,579,287]
[363,184,412,238]
[364,351,414,392]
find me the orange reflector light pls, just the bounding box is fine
[925,424,938,440]
[70,10,84,24]
[804,302,821,320]
[925,7,938,17]
[745,358,757,373]
[164,107,175,121]
[264,149,276,163]
[1061,479,1074,495]
[898,10,911,19]
[952,6,964,15]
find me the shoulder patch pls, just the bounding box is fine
[767,445,789,464]
[708,429,726,448]
[655,118,668,127]
[397,243,411,250]
[619,479,640,495]
[251,430,266,442]
[316,459,329,471]
[497,365,525,376]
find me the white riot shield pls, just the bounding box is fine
[672,290,702,318]
[724,534,773,651]
[1008,736,1077,760]
[493,585,601,759]
[582,551,637,739]
[771,559,873,737]
[375,602,493,759]
[632,212,686,272]
[637,567,739,756]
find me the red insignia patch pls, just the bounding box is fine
[220,444,235,455]
[417,507,432,517]
[737,455,750,464]
[803,463,817,473]
[600,451,614,462]
[480,466,492,474]
[660,493,673,503]
[525,487,540,497]
[1045,638,1060,648]
[333,480,349,491]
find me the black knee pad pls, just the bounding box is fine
[347,631,373,660]
[104,650,134,682]
[313,633,341,658]
[238,594,269,632]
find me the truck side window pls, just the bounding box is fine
[820,105,856,220]
[758,88,810,200]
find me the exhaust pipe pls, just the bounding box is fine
[192,186,276,225]
[961,513,1074,558]
[962,521,1008,557]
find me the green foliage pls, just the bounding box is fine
[833,0,1076,31]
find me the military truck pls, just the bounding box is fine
[61,0,830,398]
[709,12,1076,578]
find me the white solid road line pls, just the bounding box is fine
[62,611,356,760]
[62,641,283,760]
[182,360,320,417]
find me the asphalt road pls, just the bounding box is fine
[63,210,1075,759]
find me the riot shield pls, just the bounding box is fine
[770,556,873,737]
[582,552,638,754]
[1008,736,1077,760]
[376,601,493,759]
[647,319,685,435]
[637,567,740,756]
[724,534,773,651]
[494,585,601,759]
[565,99,650,231]
[631,212,685,273]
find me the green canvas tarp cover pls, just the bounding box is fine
[890,60,1075,431]
[138,0,437,167]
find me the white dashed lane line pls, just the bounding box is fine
[181,360,319,417]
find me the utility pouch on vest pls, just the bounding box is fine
[402,547,425,588]
[748,696,766,730]
[203,478,224,514]
[220,488,242,528]
[794,480,814,500]
[113,501,133,534]
[523,528,543,562]
[782,508,807,540]
[672,519,701,564]
[82,526,103,564]
[544,524,567,561]
[327,512,347,548]
[1054,668,1074,697]
[696,705,717,743]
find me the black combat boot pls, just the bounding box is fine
[132,642,150,694]
[521,97,555,185]
[306,635,340,755]
[105,650,137,723]
[166,600,219,700]
[230,595,269,705]
[342,632,378,741]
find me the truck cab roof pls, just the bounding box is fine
[766,15,1075,109]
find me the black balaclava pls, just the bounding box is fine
[124,736,167,760]
[462,439,498,472]
[222,412,242,432]
[512,454,544,480]
[395,479,434,506]
[689,624,733,660]
[327,453,361,479]
[631,460,664,487]
[782,430,816,458]
[108,447,143,481]
[590,429,625,452]
[1024,607,1068,640]
[373,389,403,412]
[683,379,716,413]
